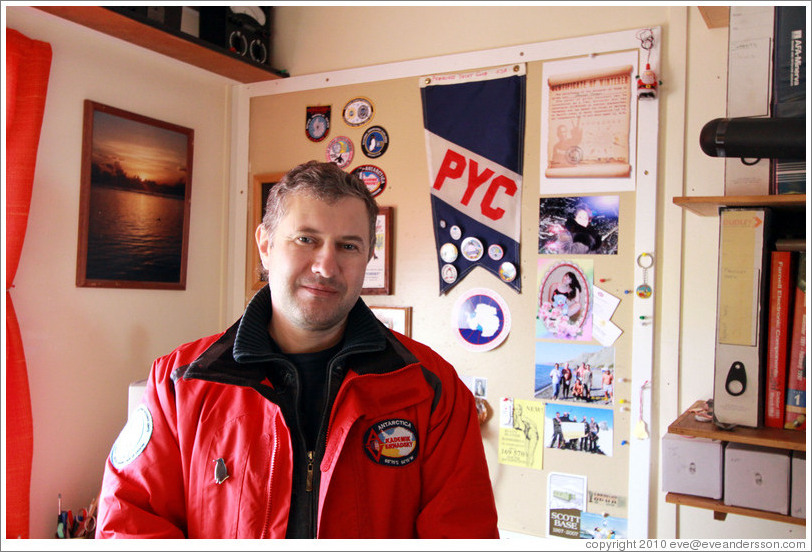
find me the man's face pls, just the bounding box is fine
[256,193,371,343]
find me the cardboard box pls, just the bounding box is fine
[713,209,772,428]
[661,434,724,499]
[790,451,806,518]
[724,442,790,514]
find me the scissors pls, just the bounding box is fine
[73,497,97,538]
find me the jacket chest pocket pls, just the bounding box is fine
[190,416,273,538]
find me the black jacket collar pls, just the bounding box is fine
[178,286,413,386]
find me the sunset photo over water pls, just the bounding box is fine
[77,101,193,289]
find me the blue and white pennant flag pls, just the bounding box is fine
[420,64,526,294]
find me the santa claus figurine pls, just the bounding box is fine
[636,63,659,99]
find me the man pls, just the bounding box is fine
[588,417,600,453]
[96,161,499,539]
[560,363,572,399]
[549,411,564,449]
[549,363,562,399]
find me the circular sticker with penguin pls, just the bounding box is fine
[361,126,389,158]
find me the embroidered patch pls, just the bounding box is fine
[110,404,153,470]
[363,419,418,466]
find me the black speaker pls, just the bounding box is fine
[699,117,806,160]
[198,7,272,66]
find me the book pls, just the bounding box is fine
[770,5,806,195]
[713,208,773,428]
[784,251,806,430]
[764,250,796,428]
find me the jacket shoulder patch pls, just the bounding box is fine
[110,404,153,470]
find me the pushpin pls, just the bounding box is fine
[599,278,610,283]
[621,440,629,446]
[618,399,628,404]
[624,289,633,294]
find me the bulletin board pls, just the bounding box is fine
[231,26,661,539]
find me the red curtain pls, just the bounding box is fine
[5,28,52,539]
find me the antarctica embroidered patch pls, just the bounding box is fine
[363,418,418,466]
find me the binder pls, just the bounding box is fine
[713,208,773,427]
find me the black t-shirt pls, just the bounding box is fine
[287,343,342,450]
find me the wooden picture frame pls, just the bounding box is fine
[76,100,193,289]
[246,172,285,304]
[362,206,393,295]
[370,306,412,337]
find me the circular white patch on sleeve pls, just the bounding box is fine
[110,404,153,470]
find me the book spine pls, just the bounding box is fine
[784,252,807,430]
[764,251,795,428]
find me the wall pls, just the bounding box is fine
[268,4,803,540]
[5,7,233,539]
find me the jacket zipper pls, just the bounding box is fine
[306,450,315,492]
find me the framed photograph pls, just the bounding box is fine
[370,306,412,337]
[362,206,393,295]
[246,172,285,303]
[76,100,193,289]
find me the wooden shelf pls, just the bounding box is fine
[34,6,284,84]
[668,401,806,451]
[666,402,806,526]
[665,492,805,526]
[698,7,730,29]
[673,194,807,217]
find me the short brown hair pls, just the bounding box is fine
[262,161,379,259]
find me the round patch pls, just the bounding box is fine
[343,97,374,127]
[326,136,354,168]
[110,404,153,470]
[440,243,458,263]
[449,225,462,241]
[460,237,484,261]
[351,164,387,197]
[363,419,418,466]
[361,125,389,158]
[452,288,511,352]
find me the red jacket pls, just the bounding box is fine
[96,290,499,538]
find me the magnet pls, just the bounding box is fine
[449,225,462,240]
[441,263,458,284]
[488,244,504,261]
[460,237,484,261]
[440,243,459,263]
[499,262,517,283]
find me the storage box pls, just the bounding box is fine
[661,434,724,499]
[724,442,791,514]
[790,451,806,518]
